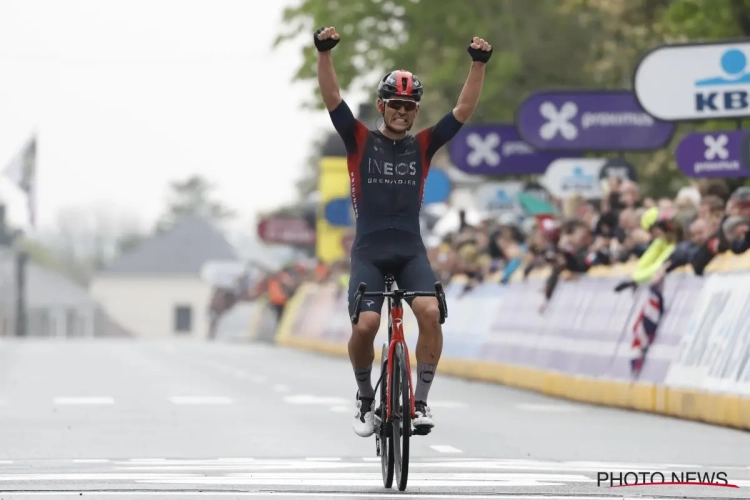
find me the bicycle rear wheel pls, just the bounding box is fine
[392,342,411,491]
[378,344,394,488]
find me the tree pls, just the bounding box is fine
[274,0,750,201]
[155,175,236,233]
[47,205,148,284]
[274,0,597,124]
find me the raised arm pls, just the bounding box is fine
[453,37,492,123]
[315,27,343,112]
[415,36,492,162]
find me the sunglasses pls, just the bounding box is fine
[383,99,418,111]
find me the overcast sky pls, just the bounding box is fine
[0,0,365,235]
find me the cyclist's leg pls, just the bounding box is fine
[348,254,385,437]
[396,252,441,429]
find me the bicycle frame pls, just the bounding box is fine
[350,277,448,425]
[384,277,415,421]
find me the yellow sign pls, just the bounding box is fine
[317,156,350,263]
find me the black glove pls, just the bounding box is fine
[467,40,492,63]
[614,280,637,293]
[314,27,340,52]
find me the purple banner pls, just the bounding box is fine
[482,274,703,383]
[675,130,750,178]
[449,123,570,175]
[516,90,676,151]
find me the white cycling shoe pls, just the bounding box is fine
[413,400,434,434]
[353,393,376,437]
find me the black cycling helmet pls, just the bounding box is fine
[377,70,423,101]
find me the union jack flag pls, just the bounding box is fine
[630,282,664,376]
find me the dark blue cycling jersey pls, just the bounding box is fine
[329,99,463,315]
[329,99,463,249]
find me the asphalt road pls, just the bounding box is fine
[0,337,749,500]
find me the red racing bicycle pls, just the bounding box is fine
[350,274,448,491]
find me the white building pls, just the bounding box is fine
[89,216,237,339]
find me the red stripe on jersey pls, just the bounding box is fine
[347,121,370,218]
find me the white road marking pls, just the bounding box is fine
[273,384,290,393]
[563,460,701,469]
[169,397,233,405]
[430,445,463,454]
[0,473,200,481]
[305,457,341,461]
[135,474,594,487]
[284,394,348,405]
[72,459,109,464]
[329,405,349,412]
[128,458,167,462]
[515,403,582,412]
[113,458,722,474]
[0,493,685,499]
[116,462,376,471]
[53,397,114,405]
[0,460,13,464]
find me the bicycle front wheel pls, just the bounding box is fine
[392,342,411,491]
[378,343,394,488]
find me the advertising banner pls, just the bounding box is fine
[634,41,750,120]
[675,130,750,178]
[449,123,568,175]
[279,272,705,385]
[517,90,674,151]
[317,157,350,263]
[474,181,524,214]
[540,158,606,200]
[664,273,750,395]
[257,217,316,246]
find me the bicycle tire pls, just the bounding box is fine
[378,344,394,488]
[393,342,410,491]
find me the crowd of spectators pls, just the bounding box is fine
[211,176,750,330]
[425,177,750,308]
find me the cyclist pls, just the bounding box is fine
[313,26,492,437]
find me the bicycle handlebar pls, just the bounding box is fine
[350,281,448,326]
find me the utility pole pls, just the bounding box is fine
[15,250,27,337]
[0,204,27,337]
